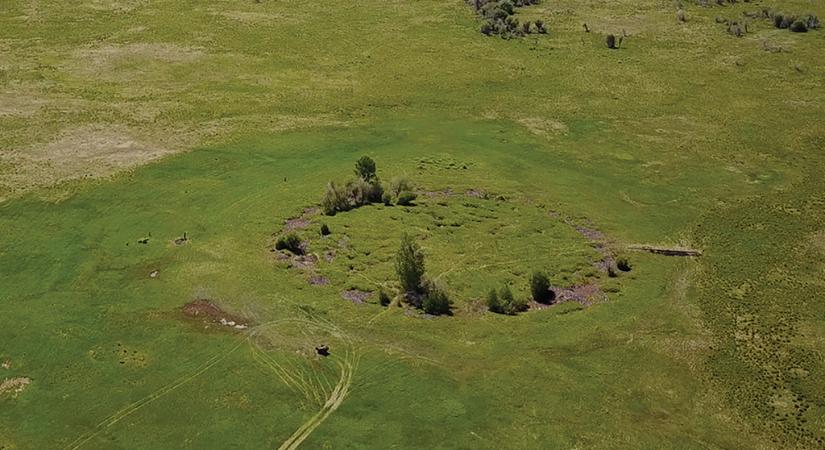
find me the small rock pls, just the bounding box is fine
[227,321,236,327]
[234,324,247,330]
[1,360,10,370]
[220,318,228,326]
[149,270,159,278]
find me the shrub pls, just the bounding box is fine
[499,286,528,315]
[804,14,820,29]
[530,271,555,304]
[535,19,547,34]
[389,176,414,197]
[275,233,303,255]
[396,233,425,295]
[790,20,808,32]
[606,34,617,49]
[422,280,452,315]
[522,21,532,34]
[617,257,632,272]
[397,191,417,206]
[382,191,393,206]
[320,223,331,236]
[486,289,502,313]
[379,290,392,306]
[354,156,377,182]
[322,181,350,215]
[481,22,494,35]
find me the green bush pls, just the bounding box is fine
[389,176,414,198]
[397,191,417,206]
[395,233,425,295]
[488,286,528,315]
[320,223,331,236]
[487,289,502,313]
[790,20,808,32]
[275,233,303,255]
[322,181,350,215]
[422,280,452,315]
[617,257,632,272]
[530,271,554,304]
[379,290,392,306]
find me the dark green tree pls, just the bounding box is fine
[530,271,554,304]
[395,233,425,295]
[354,156,377,182]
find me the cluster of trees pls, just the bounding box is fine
[322,157,417,215]
[487,271,555,315]
[394,233,452,315]
[469,0,547,38]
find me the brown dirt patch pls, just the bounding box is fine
[309,275,330,286]
[181,299,250,330]
[553,283,605,306]
[517,117,569,136]
[341,289,372,304]
[0,377,31,397]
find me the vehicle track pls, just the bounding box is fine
[65,339,244,450]
[277,349,358,450]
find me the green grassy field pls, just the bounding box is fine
[1,0,824,448]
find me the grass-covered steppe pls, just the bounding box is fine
[1,0,824,448]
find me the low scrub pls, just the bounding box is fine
[487,286,528,315]
[275,233,303,255]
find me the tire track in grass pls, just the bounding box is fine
[277,349,358,450]
[65,339,244,450]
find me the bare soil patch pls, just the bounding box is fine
[553,283,605,306]
[341,289,372,304]
[181,299,250,331]
[0,377,31,398]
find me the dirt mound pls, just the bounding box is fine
[0,377,31,397]
[182,299,250,330]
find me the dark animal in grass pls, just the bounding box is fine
[320,223,331,236]
[316,345,330,356]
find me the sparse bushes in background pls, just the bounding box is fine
[275,233,303,255]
